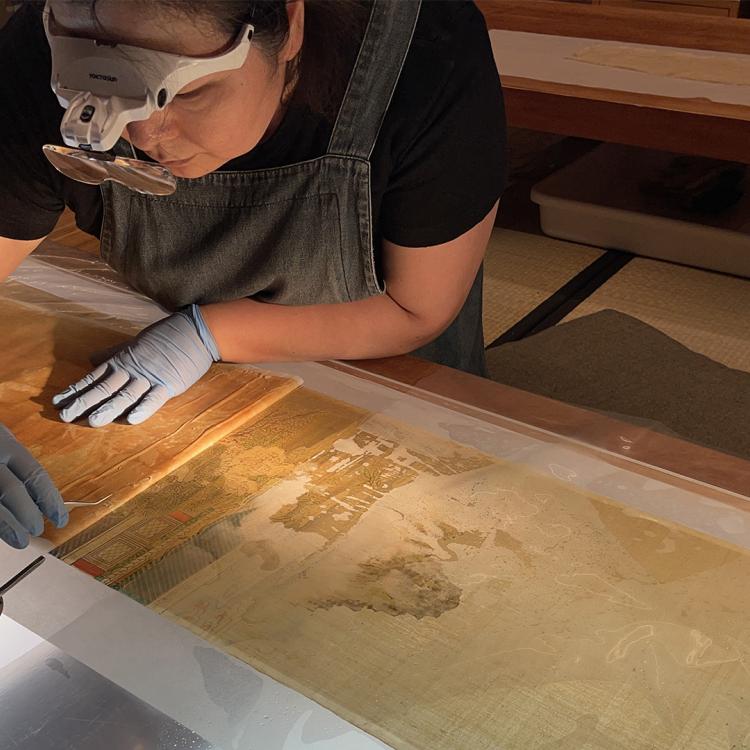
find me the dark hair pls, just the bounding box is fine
[160,1,371,121]
[34,0,371,122]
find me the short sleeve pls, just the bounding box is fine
[0,7,65,240]
[379,2,506,248]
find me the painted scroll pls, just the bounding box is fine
[56,387,750,749]
[0,296,299,544]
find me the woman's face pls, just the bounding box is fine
[50,0,304,178]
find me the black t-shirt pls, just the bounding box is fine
[0,1,506,250]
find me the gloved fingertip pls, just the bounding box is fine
[0,529,27,550]
[126,410,147,425]
[52,388,75,406]
[58,409,76,424]
[52,510,69,529]
[88,411,112,428]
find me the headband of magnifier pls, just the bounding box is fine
[43,1,254,153]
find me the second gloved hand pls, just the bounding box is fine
[53,304,221,427]
[0,424,67,548]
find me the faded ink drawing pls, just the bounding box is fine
[55,387,750,749]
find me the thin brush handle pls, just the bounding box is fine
[0,555,45,597]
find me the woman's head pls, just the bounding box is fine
[44,0,368,178]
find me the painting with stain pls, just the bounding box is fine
[55,388,750,749]
[0,293,299,544]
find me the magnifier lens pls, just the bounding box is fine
[42,144,177,196]
[43,144,110,185]
[107,159,178,195]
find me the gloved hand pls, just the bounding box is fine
[0,424,68,548]
[53,304,221,428]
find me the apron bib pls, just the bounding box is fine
[100,0,486,375]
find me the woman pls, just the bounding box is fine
[0,0,506,548]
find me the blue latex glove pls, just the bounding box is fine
[52,305,220,428]
[0,424,68,548]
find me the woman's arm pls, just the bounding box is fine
[0,236,45,283]
[201,201,498,363]
[52,202,498,427]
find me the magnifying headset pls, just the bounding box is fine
[42,1,254,196]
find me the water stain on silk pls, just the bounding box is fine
[313,552,462,619]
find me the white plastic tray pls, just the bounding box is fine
[531,143,750,277]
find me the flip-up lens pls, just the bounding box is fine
[43,145,177,196]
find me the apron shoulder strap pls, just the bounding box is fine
[327,0,422,161]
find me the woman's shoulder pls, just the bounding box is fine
[1,4,49,59]
[412,0,489,50]
[401,0,496,101]
[383,1,499,148]
[373,2,506,249]
[1,5,55,103]
[0,5,62,150]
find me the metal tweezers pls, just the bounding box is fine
[64,493,113,510]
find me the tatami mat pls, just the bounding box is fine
[486,309,750,460]
[563,258,750,373]
[482,228,602,345]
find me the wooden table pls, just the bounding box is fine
[43,219,750,507]
[477,0,750,163]
[345,356,750,504]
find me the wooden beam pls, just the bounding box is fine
[476,0,750,53]
[503,84,750,163]
[502,74,750,121]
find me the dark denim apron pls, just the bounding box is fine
[99,0,486,375]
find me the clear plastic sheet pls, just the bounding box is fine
[6,240,166,333]
[4,245,750,749]
[0,618,214,750]
[47,366,750,749]
[5,243,749,557]
[0,552,389,750]
[1,248,386,749]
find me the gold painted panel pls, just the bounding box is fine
[0,297,299,544]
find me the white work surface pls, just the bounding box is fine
[0,553,390,750]
[2,256,749,749]
[490,29,750,107]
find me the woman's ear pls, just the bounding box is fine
[282,0,304,63]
